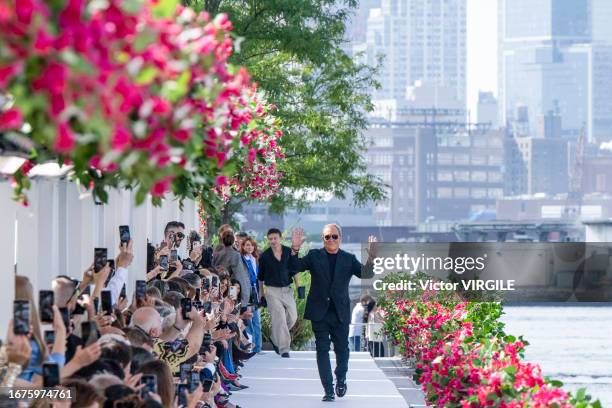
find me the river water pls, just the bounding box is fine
[502,306,612,407]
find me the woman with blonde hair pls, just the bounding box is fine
[15,275,66,382]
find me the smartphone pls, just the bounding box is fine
[120,283,127,300]
[211,276,218,287]
[159,255,169,272]
[189,372,199,392]
[108,259,115,274]
[59,307,70,330]
[179,363,193,381]
[44,330,55,345]
[101,290,112,315]
[195,288,201,302]
[202,378,214,393]
[229,286,237,300]
[181,298,192,320]
[93,298,99,314]
[43,363,60,387]
[219,301,225,311]
[170,249,178,263]
[177,383,189,406]
[140,374,157,398]
[203,301,212,314]
[39,290,54,323]
[202,278,210,291]
[94,248,108,273]
[119,225,131,244]
[13,300,30,335]
[81,321,98,346]
[136,280,146,301]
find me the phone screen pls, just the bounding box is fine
[211,276,218,287]
[203,301,212,314]
[229,286,237,300]
[119,225,131,244]
[81,321,98,346]
[120,284,127,300]
[203,278,210,291]
[140,374,157,398]
[136,280,146,300]
[13,300,30,335]
[195,288,201,302]
[39,290,54,323]
[170,249,178,263]
[189,372,199,392]
[101,290,112,315]
[44,330,55,345]
[181,298,192,320]
[94,248,108,273]
[177,384,189,406]
[42,363,60,387]
[159,255,169,271]
[179,363,192,381]
[202,379,214,392]
[59,307,70,330]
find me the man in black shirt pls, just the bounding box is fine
[289,224,377,402]
[257,228,300,358]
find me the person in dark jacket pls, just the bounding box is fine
[288,224,377,402]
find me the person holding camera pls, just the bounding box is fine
[257,228,302,358]
[289,224,377,402]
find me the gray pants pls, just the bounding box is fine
[266,286,298,354]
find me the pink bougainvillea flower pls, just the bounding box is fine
[0,108,23,130]
[111,126,131,151]
[15,0,34,24]
[151,176,173,197]
[215,175,228,186]
[54,122,75,152]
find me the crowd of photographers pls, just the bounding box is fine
[1,221,266,408]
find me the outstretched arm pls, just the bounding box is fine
[352,235,378,279]
[288,227,311,272]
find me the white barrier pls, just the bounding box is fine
[0,178,199,331]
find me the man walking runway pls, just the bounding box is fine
[289,224,377,401]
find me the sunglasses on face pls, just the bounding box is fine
[324,234,339,241]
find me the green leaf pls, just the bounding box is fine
[134,29,158,52]
[120,0,144,14]
[503,365,517,375]
[152,0,178,18]
[135,66,158,85]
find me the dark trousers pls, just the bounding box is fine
[311,307,350,393]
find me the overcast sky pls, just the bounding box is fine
[466,0,498,120]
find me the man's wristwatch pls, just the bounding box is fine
[291,247,300,255]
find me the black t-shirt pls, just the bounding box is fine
[326,251,339,316]
[258,246,296,287]
[326,251,338,285]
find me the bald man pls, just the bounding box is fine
[289,224,377,402]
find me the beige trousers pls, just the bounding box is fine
[265,286,298,354]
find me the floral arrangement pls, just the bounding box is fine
[377,274,601,408]
[0,0,283,209]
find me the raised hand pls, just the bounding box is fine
[116,239,134,269]
[367,235,378,258]
[291,227,306,250]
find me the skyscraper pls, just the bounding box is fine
[497,0,611,141]
[354,0,466,108]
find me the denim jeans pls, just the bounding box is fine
[245,308,263,353]
[349,335,361,352]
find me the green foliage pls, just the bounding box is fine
[185,0,386,216]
